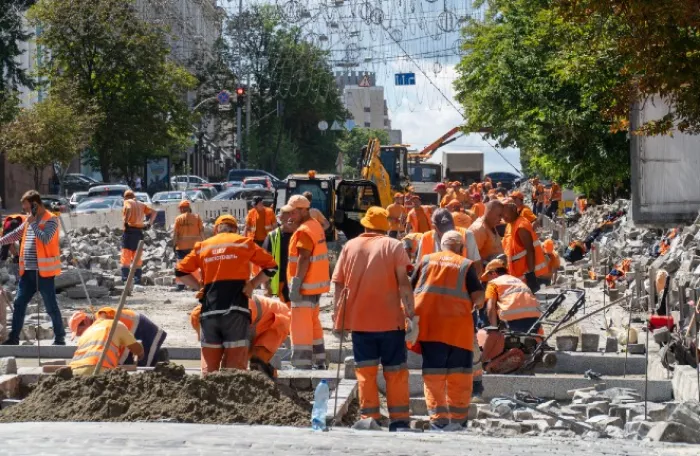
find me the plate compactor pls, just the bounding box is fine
[477,289,586,374]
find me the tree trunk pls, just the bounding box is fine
[33,167,41,191]
[271,121,284,175]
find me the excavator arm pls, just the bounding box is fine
[360,138,395,208]
[409,126,465,161]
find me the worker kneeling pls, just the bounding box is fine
[412,230,485,431]
[70,307,168,367]
[190,295,291,378]
[69,308,144,376]
[481,259,542,333]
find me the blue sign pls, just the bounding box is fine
[395,73,416,86]
[217,90,230,104]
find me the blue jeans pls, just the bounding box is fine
[9,272,66,342]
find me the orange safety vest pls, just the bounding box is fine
[413,251,475,350]
[551,184,562,201]
[123,199,149,228]
[20,211,61,278]
[490,274,542,321]
[69,319,121,371]
[98,307,141,333]
[249,295,292,360]
[577,198,587,213]
[174,212,203,250]
[544,189,551,206]
[503,217,548,280]
[536,184,545,203]
[288,219,330,295]
[416,228,470,261]
[245,207,276,239]
[408,206,432,234]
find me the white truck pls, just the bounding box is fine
[442,151,484,185]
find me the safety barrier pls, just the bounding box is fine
[59,200,248,232]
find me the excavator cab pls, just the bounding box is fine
[360,140,410,207]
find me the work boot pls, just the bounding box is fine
[53,339,66,346]
[1,338,19,346]
[249,357,275,379]
[121,267,130,283]
[388,421,411,432]
[471,380,485,403]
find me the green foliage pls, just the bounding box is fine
[0,0,33,96]
[336,128,390,178]
[29,0,197,181]
[0,96,94,188]
[454,0,630,199]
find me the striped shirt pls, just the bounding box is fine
[0,219,59,271]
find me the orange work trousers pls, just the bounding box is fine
[352,330,410,424]
[290,296,325,368]
[421,341,474,427]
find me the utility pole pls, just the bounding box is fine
[246,73,251,163]
[237,0,244,168]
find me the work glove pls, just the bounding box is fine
[524,271,540,293]
[289,277,302,302]
[405,315,420,345]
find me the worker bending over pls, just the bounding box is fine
[332,207,414,431]
[286,195,331,369]
[121,189,156,285]
[176,214,277,374]
[386,193,407,239]
[69,308,144,376]
[245,196,276,246]
[70,307,167,367]
[412,230,484,431]
[481,259,542,333]
[502,201,547,293]
[263,205,299,304]
[173,200,204,291]
[190,295,291,378]
[540,239,560,286]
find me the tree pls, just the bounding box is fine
[336,128,390,178]
[0,96,94,189]
[0,0,33,97]
[29,0,197,181]
[454,0,630,199]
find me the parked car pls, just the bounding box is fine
[61,174,98,195]
[210,182,226,192]
[226,169,284,189]
[212,187,275,209]
[241,183,264,189]
[68,191,90,210]
[484,171,522,191]
[223,180,244,189]
[193,185,218,200]
[170,175,209,190]
[42,195,70,213]
[152,191,190,205]
[87,184,131,199]
[243,176,273,190]
[74,197,123,214]
[134,192,152,205]
[186,189,207,201]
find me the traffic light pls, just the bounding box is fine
[235,86,245,105]
[234,148,241,162]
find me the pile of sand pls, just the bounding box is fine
[0,363,311,426]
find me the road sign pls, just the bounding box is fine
[359,74,371,87]
[218,104,231,111]
[217,90,231,104]
[318,120,329,131]
[394,73,416,86]
[344,119,356,131]
[330,120,343,131]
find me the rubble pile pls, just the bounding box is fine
[470,386,700,443]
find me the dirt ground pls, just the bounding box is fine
[0,363,312,425]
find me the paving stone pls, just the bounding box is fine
[586,415,623,431]
[646,421,700,444]
[624,420,653,439]
[0,357,17,375]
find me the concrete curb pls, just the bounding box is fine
[672,365,700,402]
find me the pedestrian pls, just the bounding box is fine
[331,206,415,431]
[412,230,485,431]
[175,214,278,373]
[303,192,331,232]
[286,195,331,369]
[386,192,406,239]
[173,200,204,291]
[134,175,142,191]
[69,307,167,367]
[0,190,66,346]
[245,196,277,246]
[501,201,548,293]
[262,205,299,304]
[547,181,562,218]
[69,308,144,375]
[121,190,156,285]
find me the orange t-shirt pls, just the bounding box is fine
[386,203,406,231]
[519,206,537,223]
[254,209,267,241]
[452,211,473,229]
[331,233,409,332]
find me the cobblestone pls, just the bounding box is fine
[0,422,697,455]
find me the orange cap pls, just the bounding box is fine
[281,195,311,212]
[178,200,191,209]
[124,190,135,199]
[446,199,461,210]
[510,190,525,200]
[69,310,93,340]
[480,258,507,281]
[214,214,238,227]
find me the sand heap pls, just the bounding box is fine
[0,363,311,426]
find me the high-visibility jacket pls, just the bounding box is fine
[174,212,203,250]
[550,184,562,201]
[490,274,542,321]
[577,198,588,213]
[535,184,545,203]
[123,199,151,228]
[413,251,475,350]
[20,211,61,278]
[503,216,547,280]
[69,319,121,371]
[416,228,471,262]
[408,206,432,233]
[288,219,330,296]
[249,295,291,356]
[98,307,140,332]
[269,228,283,296]
[245,207,276,240]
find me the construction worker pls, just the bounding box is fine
[245,196,276,246]
[434,183,448,207]
[481,259,542,333]
[286,195,331,369]
[175,214,278,374]
[532,179,545,215]
[69,308,144,376]
[502,201,547,293]
[575,194,588,214]
[510,191,539,228]
[416,209,481,272]
[262,205,299,303]
[303,191,331,232]
[0,190,65,346]
[69,307,167,367]
[121,189,156,285]
[407,195,433,234]
[332,206,415,431]
[190,295,291,378]
[446,200,473,229]
[173,200,204,291]
[541,239,560,286]
[402,232,424,263]
[387,193,407,239]
[471,193,485,218]
[468,200,505,264]
[412,230,485,431]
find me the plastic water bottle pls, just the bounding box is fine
[311,379,329,431]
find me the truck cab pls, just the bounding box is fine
[408,161,442,205]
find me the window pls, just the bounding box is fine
[363,107,371,113]
[364,122,371,127]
